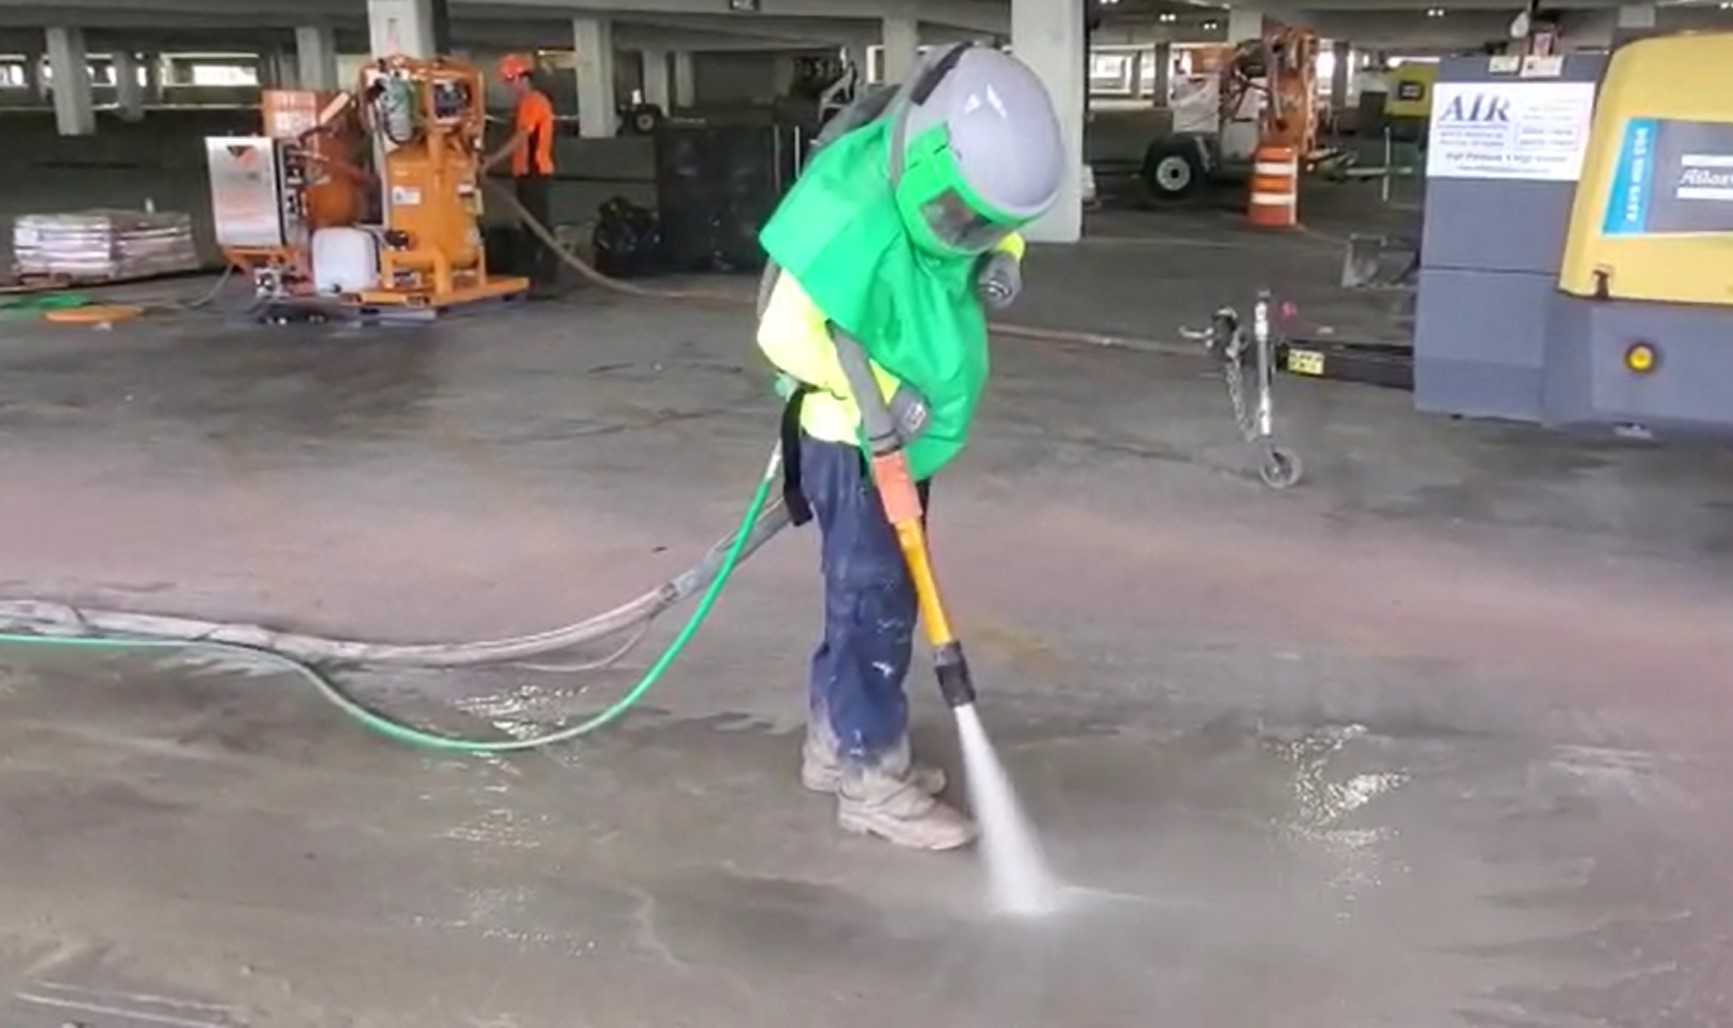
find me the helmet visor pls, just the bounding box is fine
[919,188,1014,254]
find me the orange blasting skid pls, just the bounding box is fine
[214,91,366,294]
[262,89,366,232]
[358,56,528,307]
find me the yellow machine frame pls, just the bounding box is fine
[1384,61,1437,121]
[1559,33,1733,306]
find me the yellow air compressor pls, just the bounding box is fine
[1410,34,1733,437]
[1384,60,1437,133]
[1548,33,1733,433]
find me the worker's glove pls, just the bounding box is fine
[975,251,1022,311]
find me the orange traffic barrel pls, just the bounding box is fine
[1248,145,1298,228]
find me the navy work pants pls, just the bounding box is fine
[800,434,929,768]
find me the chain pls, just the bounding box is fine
[1220,325,1259,443]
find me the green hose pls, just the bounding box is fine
[0,463,778,754]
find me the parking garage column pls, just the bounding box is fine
[573,16,617,137]
[1330,39,1350,115]
[44,27,95,137]
[672,51,697,108]
[641,49,672,112]
[296,26,339,91]
[1615,3,1656,44]
[257,48,289,89]
[773,55,798,98]
[113,51,146,121]
[21,47,45,106]
[882,14,919,86]
[368,0,436,59]
[144,53,164,103]
[844,40,870,84]
[1011,0,1084,243]
[1226,8,1266,43]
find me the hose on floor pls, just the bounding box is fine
[0,449,784,752]
[482,180,1198,360]
[0,471,790,669]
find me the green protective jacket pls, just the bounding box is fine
[758,119,987,482]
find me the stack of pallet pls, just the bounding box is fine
[12,209,199,283]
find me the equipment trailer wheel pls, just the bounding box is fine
[1259,448,1304,490]
[1142,140,1205,200]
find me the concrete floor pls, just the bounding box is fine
[1,208,1731,1027]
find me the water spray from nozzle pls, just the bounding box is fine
[954,702,1062,917]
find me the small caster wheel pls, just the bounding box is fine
[1259,448,1303,490]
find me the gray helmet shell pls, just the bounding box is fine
[892,44,1064,221]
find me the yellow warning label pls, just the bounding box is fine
[1286,349,1325,376]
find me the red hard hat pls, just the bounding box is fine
[499,53,534,81]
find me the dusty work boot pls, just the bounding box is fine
[801,723,946,796]
[837,760,978,851]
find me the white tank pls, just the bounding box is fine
[312,227,380,295]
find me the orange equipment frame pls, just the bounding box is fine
[218,89,368,294]
[356,55,528,308]
[1219,25,1321,157]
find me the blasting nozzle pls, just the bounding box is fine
[934,642,977,709]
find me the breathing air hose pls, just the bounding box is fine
[482,180,1197,359]
[0,453,783,752]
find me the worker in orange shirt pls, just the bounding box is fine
[489,54,559,295]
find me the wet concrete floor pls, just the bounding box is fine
[1,207,1731,1026]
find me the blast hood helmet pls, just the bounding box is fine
[887,44,1065,256]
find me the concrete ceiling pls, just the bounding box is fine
[0,0,1728,53]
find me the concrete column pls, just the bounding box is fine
[282,48,304,88]
[1011,0,1084,243]
[844,40,870,84]
[773,54,797,98]
[1150,41,1171,104]
[113,50,145,120]
[257,49,286,89]
[1226,8,1266,43]
[21,48,45,104]
[673,50,696,108]
[573,15,616,137]
[1614,3,1656,45]
[1616,3,1656,27]
[1330,39,1350,110]
[640,48,671,111]
[429,0,452,55]
[369,0,436,59]
[144,53,163,103]
[882,14,919,85]
[45,27,95,136]
[296,26,339,91]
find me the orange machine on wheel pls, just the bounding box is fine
[1140,23,1322,226]
[1229,25,1318,227]
[205,55,527,313]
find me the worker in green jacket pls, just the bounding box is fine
[756,43,1065,850]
